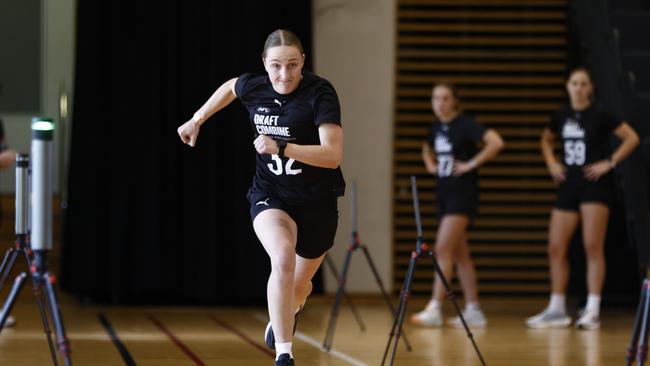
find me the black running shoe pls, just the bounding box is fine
[264,306,303,349]
[274,353,294,366]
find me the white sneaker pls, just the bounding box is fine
[4,315,16,328]
[575,308,600,330]
[525,309,571,329]
[449,307,487,328]
[411,301,442,327]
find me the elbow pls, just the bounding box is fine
[494,137,505,152]
[540,136,548,151]
[327,152,343,169]
[325,144,343,169]
[328,157,343,169]
[631,131,641,149]
[486,130,505,153]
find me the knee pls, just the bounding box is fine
[435,245,453,261]
[454,247,471,263]
[583,241,604,260]
[456,255,473,268]
[270,248,296,274]
[547,242,566,261]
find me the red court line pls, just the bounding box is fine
[209,315,275,358]
[149,315,206,366]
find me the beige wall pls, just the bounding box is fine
[313,0,395,293]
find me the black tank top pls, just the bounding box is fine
[235,70,345,203]
[425,114,486,190]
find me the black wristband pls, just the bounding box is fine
[275,139,287,157]
[608,158,616,169]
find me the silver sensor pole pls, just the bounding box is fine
[30,118,54,251]
[15,154,30,236]
[0,119,72,365]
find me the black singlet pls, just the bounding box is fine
[548,104,621,178]
[425,114,486,189]
[235,70,346,203]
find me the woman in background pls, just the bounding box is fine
[411,83,503,328]
[526,67,639,330]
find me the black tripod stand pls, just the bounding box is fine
[626,275,650,365]
[0,152,72,365]
[381,176,487,366]
[322,182,412,352]
[323,256,366,332]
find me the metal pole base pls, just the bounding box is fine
[323,236,413,352]
[0,247,72,366]
[383,176,487,366]
[627,278,650,366]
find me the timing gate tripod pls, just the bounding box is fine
[0,153,72,366]
[626,275,650,366]
[322,181,412,352]
[381,176,487,366]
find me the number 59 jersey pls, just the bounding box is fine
[235,71,345,204]
[548,104,621,174]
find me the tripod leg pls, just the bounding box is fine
[0,250,11,275]
[22,243,34,269]
[340,287,365,330]
[0,272,27,331]
[43,273,73,366]
[382,252,418,366]
[323,252,366,351]
[0,249,19,294]
[323,254,347,350]
[627,279,647,366]
[324,254,366,331]
[360,245,412,351]
[325,254,366,330]
[637,280,650,366]
[430,254,488,366]
[31,276,61,366]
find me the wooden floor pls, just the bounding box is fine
[0,293,639,365]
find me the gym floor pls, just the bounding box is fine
[0,294,637,365]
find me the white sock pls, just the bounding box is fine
[585,294,601,316]
[275,342,293,360]
[466,302,481,311]
[548,293,566,314]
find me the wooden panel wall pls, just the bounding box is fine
[393,0,567,295]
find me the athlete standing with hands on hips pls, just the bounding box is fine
[526,67,639,330]
[411,83,504,328]
[177,30,345,366]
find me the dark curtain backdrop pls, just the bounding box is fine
[61,1,314,305]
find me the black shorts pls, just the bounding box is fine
[554,172,614,211]
[247,189,339,259]
[436,183,478,220]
